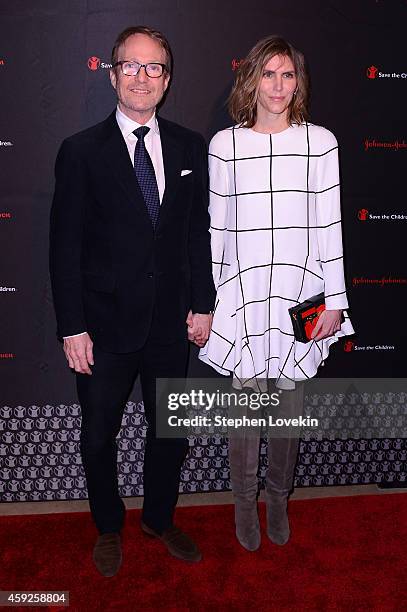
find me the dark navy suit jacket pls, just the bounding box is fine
[49,112,215,352]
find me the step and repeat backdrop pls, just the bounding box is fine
[1,0,406,501]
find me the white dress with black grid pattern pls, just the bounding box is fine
[199,123,354,386]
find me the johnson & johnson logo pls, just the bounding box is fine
[352,277,407,287]
[231,59,243,71]
[364,139,407,151]
[87,56,112,71]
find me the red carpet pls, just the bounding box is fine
[1,494,406,611]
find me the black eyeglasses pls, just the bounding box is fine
[113,61,167,78]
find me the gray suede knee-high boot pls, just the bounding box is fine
[265,384,303,545]
[265,436,300,544]
[228,431,261,551]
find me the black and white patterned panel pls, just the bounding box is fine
[0,401,230,501]
[1,393,406,501]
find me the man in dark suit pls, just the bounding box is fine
[49,26,215,576]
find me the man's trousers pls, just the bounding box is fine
[77,329,189,535]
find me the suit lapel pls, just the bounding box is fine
[98,113,184,230]
[99,112,153,227]
[157,117,184,229]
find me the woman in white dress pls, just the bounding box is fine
[199,35,354,551]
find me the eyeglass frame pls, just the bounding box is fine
[113,60,168,78]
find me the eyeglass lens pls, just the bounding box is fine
[122,62,163,77]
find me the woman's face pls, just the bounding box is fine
[256,54,297,121]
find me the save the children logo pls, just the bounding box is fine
[358,209,369,221]
[87,57,112,71]
[344,341,395,352]
[366,65,407,79]
[87,56,101,71]
[366,65,378,79]
[357,209,407,222]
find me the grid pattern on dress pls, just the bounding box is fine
[199,123,354,386]
[133,126,160,228]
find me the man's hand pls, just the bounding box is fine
[186,311,212,348]
[311,309,343,342]
[63,333,94,375]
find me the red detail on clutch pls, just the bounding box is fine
[302,303,326,340]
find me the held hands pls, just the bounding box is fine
[311,309,343,342]
[186,310,213,348]
[63,333,94,375]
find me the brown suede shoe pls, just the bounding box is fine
[93,533,122,577]
[141,522,202,562]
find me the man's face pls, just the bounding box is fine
[110,33,170,123]
[256,54,297,121]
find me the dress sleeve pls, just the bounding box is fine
[315,131,349,310]
[208,134,230,289]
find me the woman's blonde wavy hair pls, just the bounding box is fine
[228,35,309,128]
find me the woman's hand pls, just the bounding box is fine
[311,309,343,341]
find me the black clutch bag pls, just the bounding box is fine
[288,293,344,343]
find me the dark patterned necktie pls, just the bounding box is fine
[133,126,160,228]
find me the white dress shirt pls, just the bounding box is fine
[64,107,165,339]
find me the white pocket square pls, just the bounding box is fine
[181,169,192,176]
